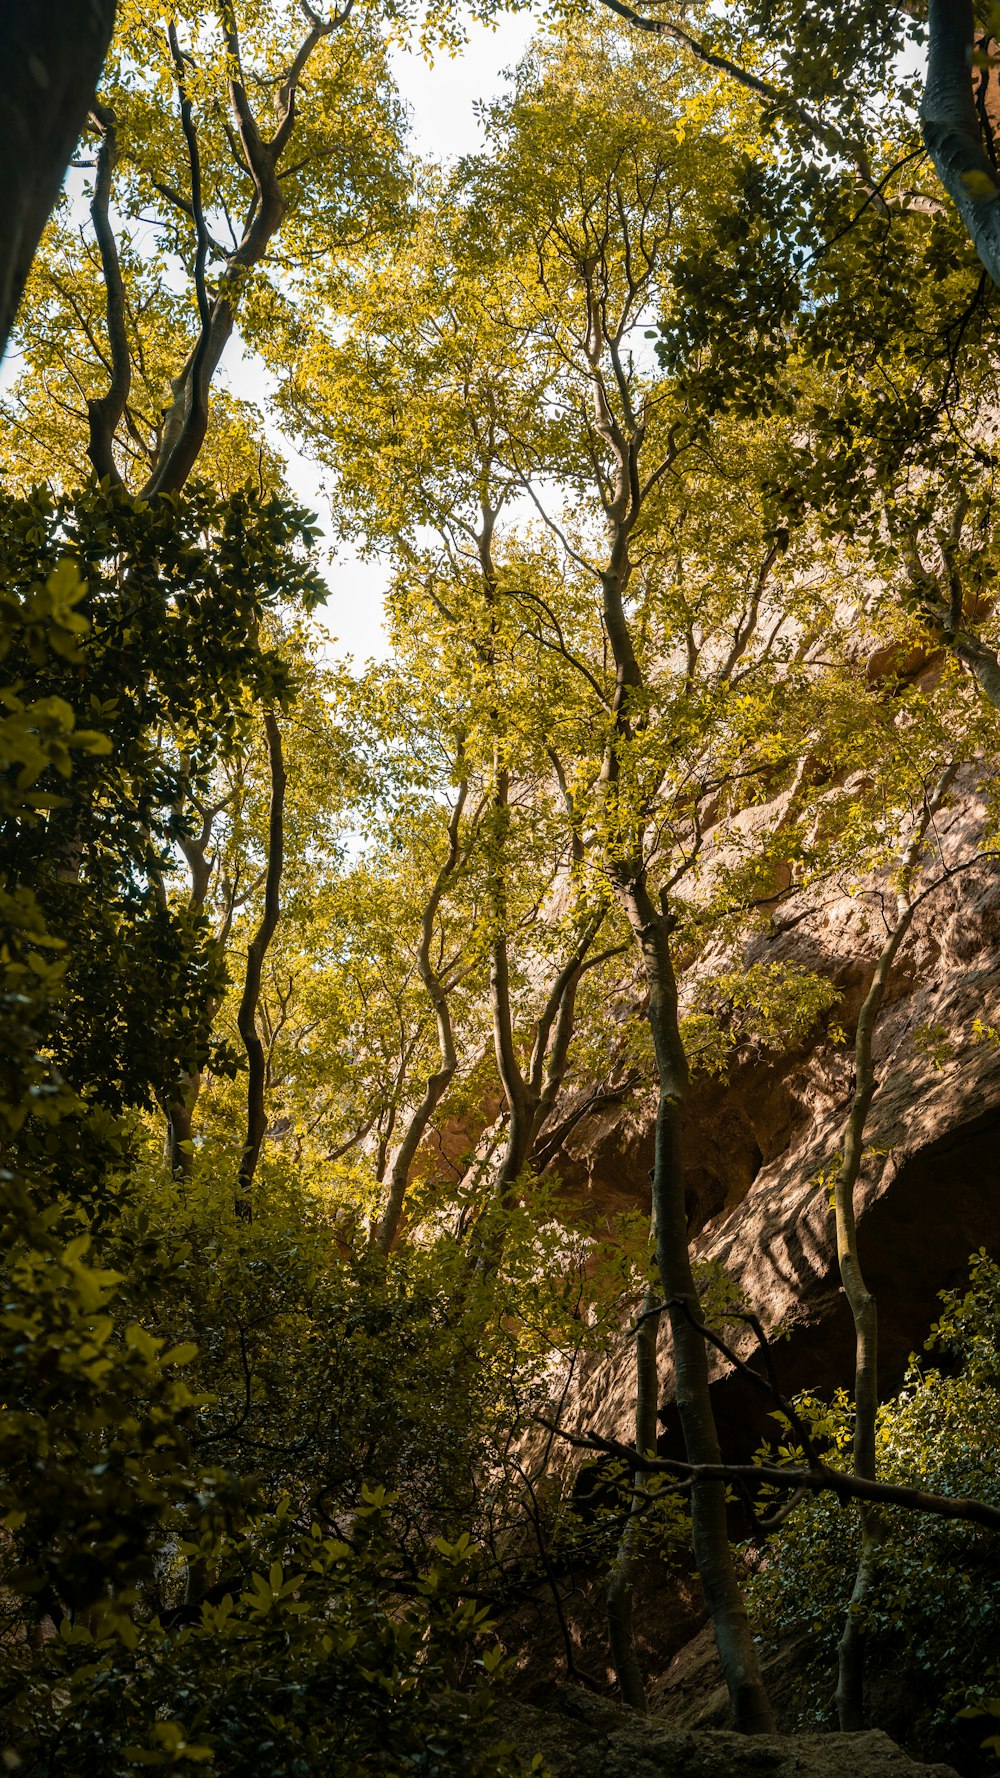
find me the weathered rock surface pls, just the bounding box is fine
[554,769,1000,1457]
[496,1690,962,1777]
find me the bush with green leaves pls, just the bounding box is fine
[0,1151,557,1774]
[5,1493,531,1777]
[0,480,323,1122]
[105,1153,538,1535]
[0,547,534,1777]
[2,1151,540,1777]
[746,1250,1000,1770]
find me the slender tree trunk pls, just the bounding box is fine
[373,780,469,1255]
[598,504,773,1728]
[833,765,956,1729]
[235,713,285,1218]
[607,1280,660,1711]
[0,0,117,359]
[834,980,884,1732]
[86,100,130,483]
[477,905,601,1266]
[163,786,237,1179]
[618,878,774,1735]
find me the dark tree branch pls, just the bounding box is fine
[236,712,286,1217]
[86,102,130,484]
[144,3,347,495]
[596,0,882,194]
[540,1419,1000,1534]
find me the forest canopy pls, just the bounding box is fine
[4,1,1000,1772]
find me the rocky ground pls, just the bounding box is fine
[495,1690,963,1778]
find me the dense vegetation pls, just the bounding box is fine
[4,0,1000,1771]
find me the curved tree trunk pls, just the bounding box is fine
[235,712,285,1219]
[0,0,117,360]
[573,240,774,1726]
[922,0,1000,289]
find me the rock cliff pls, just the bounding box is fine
[554,767,1000,1460]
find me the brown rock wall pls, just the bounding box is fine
[556,769,1000,1453]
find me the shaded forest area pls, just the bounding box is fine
[4,1,1000,1772]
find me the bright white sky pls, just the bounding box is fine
[280,11,541,664]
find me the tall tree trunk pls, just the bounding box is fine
[235,713,285,1219]
[86,100,130,483]
[165,1090,197,1179]
[595,446,772,1727]
[833,764,956,1729]
[163,787,238,1179]
[617,876,775,1735]
[0,0,117,360]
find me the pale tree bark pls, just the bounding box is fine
[832,763,956,1730]
[922,0,1000,288]
[0,0,117,360]
[235,712,285,1218]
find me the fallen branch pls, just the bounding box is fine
[538,1419,1000,1534]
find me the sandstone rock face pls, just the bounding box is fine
[555,770,1000,1455]
[496,1691,962,1778]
